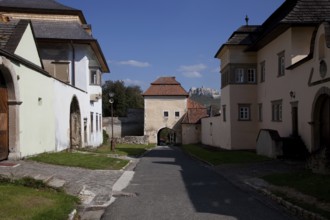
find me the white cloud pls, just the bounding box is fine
[178,64,206,78]
[182,71,202,78]
[117,60,151,68]
[123,78,146,87]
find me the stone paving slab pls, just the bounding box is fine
[0,159,124,219]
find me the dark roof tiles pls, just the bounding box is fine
[216,0,330,55]
[32,20,93,40]
[0,21,16,49]
[0,0,77,11]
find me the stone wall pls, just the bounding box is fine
[103,108,144,138]
[116,136,149,145]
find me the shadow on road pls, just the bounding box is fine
[141,145,292,220]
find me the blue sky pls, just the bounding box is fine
[58,0,284,91]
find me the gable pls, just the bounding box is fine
[14,22,42,67]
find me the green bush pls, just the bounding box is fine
[103,129,109,145]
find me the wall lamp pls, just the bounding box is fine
[290,91,296,99]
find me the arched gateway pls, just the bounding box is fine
[311,87,330,173]
[0,57,21,160]
[0,72,8,160]
[70,96,82,149]
[157,127,176,146]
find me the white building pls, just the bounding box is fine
[0,0,109,160]
[204,0,330,172]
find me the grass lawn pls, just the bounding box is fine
[0,177,78,220]
[262,171,330,219]
[85,143,155,157]
[28,152,129,170]
[181,144,269,165]
[262,171,330,203]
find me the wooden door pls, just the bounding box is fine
[0,87,8,160]
[292,106,298,136]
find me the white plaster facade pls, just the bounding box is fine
[0,2,108,159]
[206,1,330,155]
[144,96,187,144]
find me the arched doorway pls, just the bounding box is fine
[157,128,176,146]
[0,71,8,160]
[311,88,330,173]
[313,93,330,151]
[70,97,81,149]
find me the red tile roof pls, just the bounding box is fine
[143,77,189,96]
[182,99,209,124]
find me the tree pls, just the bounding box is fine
[102,80,144,117]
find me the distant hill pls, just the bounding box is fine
[189,87,221,116]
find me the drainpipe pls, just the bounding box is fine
[70,41,76,87]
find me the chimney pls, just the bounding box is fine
[82,24,92,35]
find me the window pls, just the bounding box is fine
[272,100,282,122]
[247,68,256,83]
[48,62,70,83]
[221,70,229,88]
[164,111,169,118]
[222,105,226,122]
[258,103,263,121]
[278,51,285,76]
[90,69,100,85]
[99,114,102,131]
[235,68,244,83]
[90,112,94,133]
[260,61,265,82]
[175,111,180,118]
[238,104,251,121]
[96,114,98,131]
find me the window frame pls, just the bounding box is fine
[235,68,245,83]
[90,68,101,85]
[90,112,94,133]
[222,105,226,122]
[258,103,263,122]
[278,51,285,77]
[272,100,283,122]
[51,61,70,83]
[247,68,256,83]
[163,111,169,118]
[175,111,180,118]
[260,61,265,82]
[238,104,251,121]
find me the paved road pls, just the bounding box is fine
[102,146,297,220]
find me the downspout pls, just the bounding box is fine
[70,41,76,87]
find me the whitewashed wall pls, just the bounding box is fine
[53,80,88,151]
[13,24,55,157]
[16,65,55,157]
[201,116,223,148]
